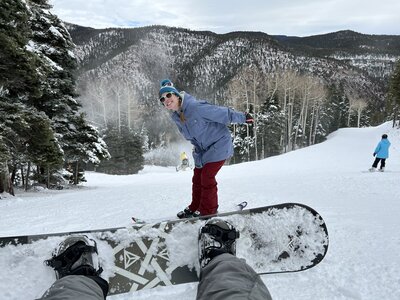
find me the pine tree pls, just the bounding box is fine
[324,84,349,132]
[1,0,109,190]
[387,60,400,126]
[26,0,110,184]
[257,95,285,158]
[63,113,110,184]
[0,0,46,99]
[232,124,252,164]
[96,126,144,175]
[0,96,63,190]
[0,0,54,192]
[27,1,79,149]
[24,110,64,187]
[27,0,79,115]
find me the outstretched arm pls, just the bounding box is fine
[196,101,246,124]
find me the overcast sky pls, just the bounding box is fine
[49,0,400,37]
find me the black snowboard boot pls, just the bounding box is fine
[45,235,102,279]
[177,207,201,219]
[45,235,109,297]
[198,218,240,268]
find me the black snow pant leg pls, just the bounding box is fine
[372,158,381,168]
[380,159,386,169]
[372,158,386,169]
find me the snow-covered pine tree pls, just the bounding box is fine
[0,99,63,190]
[231,124,253,164]
[62,113,110,184]
[26,0,109,184]
[0,0,45,99]
[1,0,109,190]
[96,126,144,175]
[27,0,79,114]
[387,60,400,127]
[257,94,285,158]
[0,0,61,192]
[324,83,350,132]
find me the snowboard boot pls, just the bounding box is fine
[198,218,240,268]
[45,235,109,297]
[45,235,103,279]
[369,167,376,172]
[177,207,201,219]
[379,167,385,172]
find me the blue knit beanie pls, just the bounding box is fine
[159,79,181,98]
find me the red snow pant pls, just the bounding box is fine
[189,160,225,216]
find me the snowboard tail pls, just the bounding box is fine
[0,203,328,296]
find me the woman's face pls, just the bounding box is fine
[160,92,180,111]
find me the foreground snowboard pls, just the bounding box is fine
[0,203,328,296]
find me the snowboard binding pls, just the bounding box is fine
[45,235,103,279]
[198,218,240,268]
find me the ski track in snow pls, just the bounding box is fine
[1,122,400,300]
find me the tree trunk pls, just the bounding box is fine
[117,88,121,134]
[25,162,31,191]
[46,166,50,189]
[261,135,265,159]
[347,108,351,127]
[11,165,17,186]
[21,166,25,187]
[309,106,315,146]
[253,119,258,160]
[0,161,14,196]
[393,107,398,128]
[357,107,362,128]
[74,161,79,185]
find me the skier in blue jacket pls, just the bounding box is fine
[159,79,253,218]
[369,134,391,172]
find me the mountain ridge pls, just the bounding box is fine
[65,24,399,138]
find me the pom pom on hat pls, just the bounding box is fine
[159,79,181,98]
[160,79,173,87]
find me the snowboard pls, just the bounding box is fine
[0,203,329,297]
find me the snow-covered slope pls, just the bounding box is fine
[1,122,399,300]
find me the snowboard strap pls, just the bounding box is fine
[201,224,240,241]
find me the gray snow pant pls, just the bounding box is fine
[196,253,272,300]
[37,275,104,300]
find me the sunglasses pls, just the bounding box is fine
[159,92,174,103]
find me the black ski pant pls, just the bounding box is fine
[372,157,386,169]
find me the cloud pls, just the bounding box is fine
[49,0,400,36]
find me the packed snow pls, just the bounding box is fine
[1,121,400,300]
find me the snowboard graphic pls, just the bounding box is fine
[0,203,328,296]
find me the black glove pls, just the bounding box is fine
[373,152,376,157]
[245,112,254,124]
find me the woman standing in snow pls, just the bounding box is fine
[158,79,253,218]
[369,134,391,172]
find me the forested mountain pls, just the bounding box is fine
[273,30,400,79]
[66,24,399,163]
